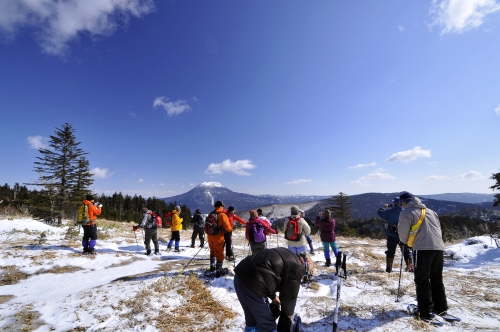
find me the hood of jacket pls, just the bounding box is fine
[405,196,426,209]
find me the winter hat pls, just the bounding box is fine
[323,209,331,218]
[142,207,148,213]
[214,201,224,208]
[257,208,263,215]
[228,206,235,213]
[393,197,400,204]
[249,210,258,218]
[399,192,413,203]
[86,194,94,201]
[291,206,300,215]
[195,209,201,214]
[175,205,181,210]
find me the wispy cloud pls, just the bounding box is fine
[458,170,483,180]
[0,0,155,55]
[351,170,395,186]
[429,0,500,34]
[91,167,114,179]
[495,104,500,115]
[129,111,136,118]
[26,135,49,149]
[426,175,448,180]
[153,97,192,116]
[398,25,405,33]
[137,178,144,183]
[284,179,312,185]
[205,159,256,176]
[387,146,431,163]
[348,162,377,169]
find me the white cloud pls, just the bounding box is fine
[348,162,377,169]
[426,175,448,180]
[429,0,500,34]
[205,159,256,176]
[284,179,313,185]
[91,167,114,179]
[495,104,500,115]
[458,170,483,180]
[137,178,144,183]
[398,25,405,33]
[160,183,165,186]
[0,0,155,55]
[129,111,136,118]
[351,170,395,186]
[386,146,432,163]
[153,97,192,117]
[26,135,49,149]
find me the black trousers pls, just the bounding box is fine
[144,228,159,252]
[191,226,204,243]
[224,231,233,257]
[413,250,448,315]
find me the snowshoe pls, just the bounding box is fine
[215,267,229,278]
[438,312,461,322]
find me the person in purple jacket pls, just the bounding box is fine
[315,209,338,267]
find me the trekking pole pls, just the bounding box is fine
[180,246,205,273]
[332,251,347,332]
[232,242,235,268]
[133,229,139,251]
[395,244,405,302]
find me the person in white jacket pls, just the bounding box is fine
[283,206,311,255]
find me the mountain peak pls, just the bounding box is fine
[197,182,224,188]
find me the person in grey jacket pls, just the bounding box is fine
[283,206,311,255]
[138,207,160,256]
[398,192,448,321]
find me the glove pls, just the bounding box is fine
[133,226,138,232]
[384,223,388,229]
[277,314,292,332]
[98,204,103,208]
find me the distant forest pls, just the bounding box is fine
[1,183,499,241]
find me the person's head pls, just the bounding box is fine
[399,192,413,207]
[291,205,300,216]
[257,208,263,216]
[249,210,258,218]
[393,197,400,206]
[227,206,235,213]
[141,207,148,214]
[85,194,94,202]
[323,209,331,219]
[299,209,305,217]
[214,200,224,208]
[195,208,201,214]
[175,205,181,212]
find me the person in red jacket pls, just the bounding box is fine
[224,206,246,261]
[246,210,277,255]
[82,194,102,255]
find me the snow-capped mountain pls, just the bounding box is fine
[162,182,329,213]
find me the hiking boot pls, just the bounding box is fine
[83,251,90,255]
[190,244,195,248]
[167,245,172,250]
[227,256,234,261]
[325,258,331,267]
[209,265,216,272]
[386,256,394,273]
[154,251,161,256]
[146,250,152,256]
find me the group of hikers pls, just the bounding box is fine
[79,191,458,331]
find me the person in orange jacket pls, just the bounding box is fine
[208,200,232,277]
[82,194,102,255]
[167,205,183,252]
[224,206,246,261]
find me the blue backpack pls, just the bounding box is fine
[251,222,266,244]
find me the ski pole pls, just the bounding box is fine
[180,246,205,273]
[332,252,347,332]
[395,244,404,302]
[133,229,139,251]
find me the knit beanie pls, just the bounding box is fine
[291,206,300,215]
[249,210,258,218]
[86,194,94,201]
[195,209,201,214]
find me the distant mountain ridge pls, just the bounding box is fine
[162,183,499,221]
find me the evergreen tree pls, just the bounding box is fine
[29,123,93,222]
[328,192,353,222]
[490,170,500,207]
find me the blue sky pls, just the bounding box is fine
[1,0,499,198]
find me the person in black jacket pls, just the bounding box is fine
[234,247,304,332]
[191,209,205,248]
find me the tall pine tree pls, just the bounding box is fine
[490,170,500,207]
[30,123,93,222]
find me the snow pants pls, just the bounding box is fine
[82,224,98,252]
[144,228,159,252]
[234,274,277,332]
[208,233,225,262]
[413,249,448,315]
[386,235,412,260]
[224,231,233,257]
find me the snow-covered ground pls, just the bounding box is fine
[0,218,499,331]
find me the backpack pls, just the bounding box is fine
[285,216,302,242]
[77,203,90,224]
[147,211,163,228]
[250,221,266,243]
[204,211,219,235]
[193,214,205,228]
[165,212,172,227]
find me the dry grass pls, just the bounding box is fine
[106,256,143,269]
[0,295,14,304]
[2,304,44,332]
[0,265,29,286]
[34,265,84,275]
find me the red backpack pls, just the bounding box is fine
[164,212,173,227]
[285,216,302,241]
[148,212,163,228]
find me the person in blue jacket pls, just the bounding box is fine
[377,197,413,273]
